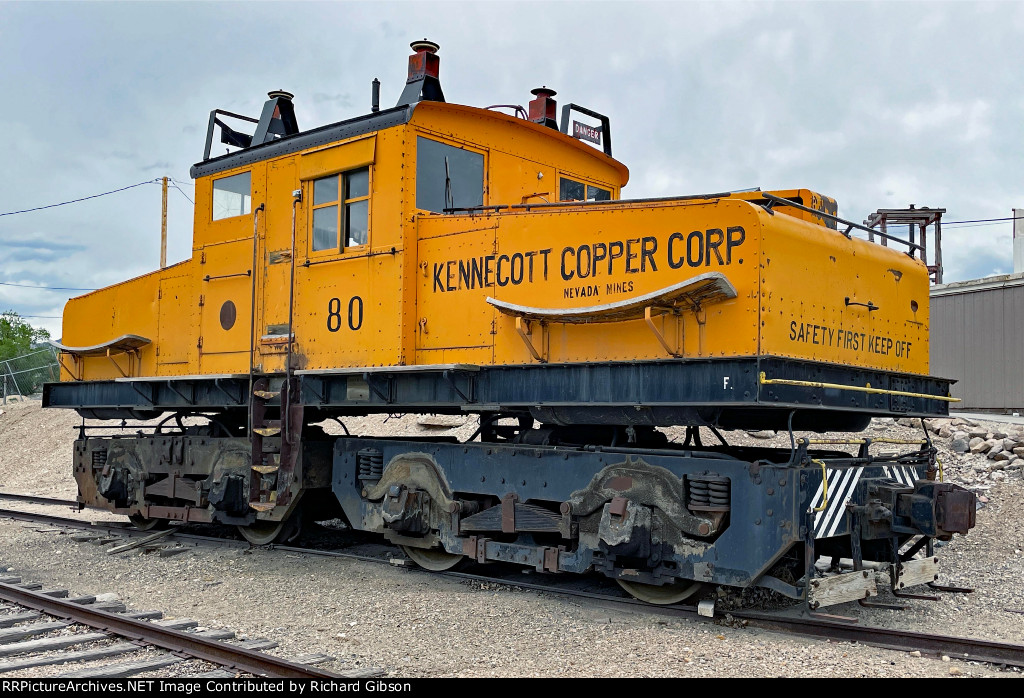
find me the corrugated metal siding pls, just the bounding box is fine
[931,284,1024,410]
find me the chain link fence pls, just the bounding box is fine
[1,346,59,403]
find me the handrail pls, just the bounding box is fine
[759,192,925,254]
[759,372,960,402]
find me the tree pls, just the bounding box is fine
[0,311,50,361]
[1,311,55,395]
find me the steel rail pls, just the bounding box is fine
[0,505,249,549]
[0,492,81,507]
[730,608,1024,668]
[0,581,340,678]
[4,500,1023,669]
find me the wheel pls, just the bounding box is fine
[401,545,464,571]
[237,507,303,545]
[128,514,168,531]
[237,519,287,545]
[616,578,703,605]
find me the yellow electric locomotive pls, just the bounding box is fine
[46,41,973,608]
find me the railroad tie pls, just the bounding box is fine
[0,611,41,628]
[0,621,69,644]
[0,631,110,658]
[39,588,70,598]
[88,600,128,613]
[153,618,199,630]
[193,669,238,678]
[121,610,164,620]
[0,641,141,674]
[234,638,279,651]
[195,629,236,640]
[106,528,177,555]
[58,653,183,678]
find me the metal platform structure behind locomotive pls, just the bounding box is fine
[44,41,974,608]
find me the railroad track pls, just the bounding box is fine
[0,575,371,678]
[2,493,1023,671]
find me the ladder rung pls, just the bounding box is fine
[253,390,280,400]
[252,427,281,437]
[252,465,279,475]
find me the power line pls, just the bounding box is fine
[0,281,97,291]
[0,180,159,217]
[942,221,1016,231]
[943,215,1024,225]
[169,180,194,205]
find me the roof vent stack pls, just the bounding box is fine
[397,39,445,107]
[252,90,299,145]
[528,87,559,130]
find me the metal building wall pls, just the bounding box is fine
[930,275,1024,411]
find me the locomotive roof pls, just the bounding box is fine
[191,99,630,185]
[190,103,415,180]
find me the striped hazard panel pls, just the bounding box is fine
[810,465,919,539]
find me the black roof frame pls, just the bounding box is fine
[190,104,417,179]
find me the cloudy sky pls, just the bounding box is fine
[1,0,1021,338]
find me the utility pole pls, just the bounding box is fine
[161,176,168,268]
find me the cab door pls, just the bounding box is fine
[257,158,301,374]
[196,166,265,375]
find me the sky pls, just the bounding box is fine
[1,0,1022,338]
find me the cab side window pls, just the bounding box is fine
[212,172,252,220]
[559,177,610,202]
[416,137,484,213]
[311,167,370,251]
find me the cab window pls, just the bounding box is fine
[212,172,252,220]
[311,167,370,251]
[416,137,484,213]
[559,177,610,202]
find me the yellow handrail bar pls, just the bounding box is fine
[759,372,960,403]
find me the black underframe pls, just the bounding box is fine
[43,357,953,423]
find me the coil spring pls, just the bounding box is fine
[92,450,108,468]
[687,475,730,510]
[357,448,384,482]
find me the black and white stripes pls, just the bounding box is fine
[810,465,919,539]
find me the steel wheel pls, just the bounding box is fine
[237,520,286,545]
[128,514,167,531]
[401,545,464,571]
[616,578,703,605]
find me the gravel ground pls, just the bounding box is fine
[0,397,1022,678]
